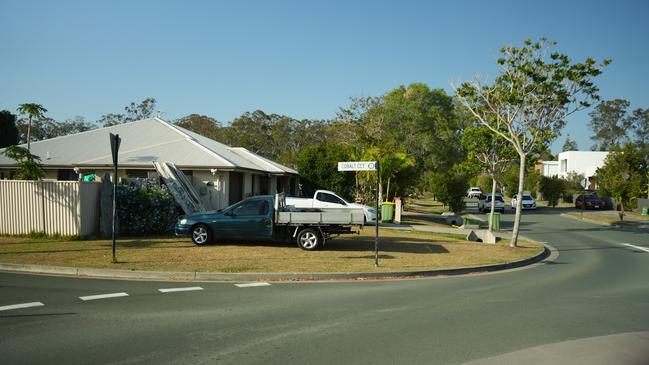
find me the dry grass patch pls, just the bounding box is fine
[565,211,649,225]
[0,227,542,273]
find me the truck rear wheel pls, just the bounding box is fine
[297,228,322,251]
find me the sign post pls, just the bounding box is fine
[338,161,380,267]
[109,133,121,264]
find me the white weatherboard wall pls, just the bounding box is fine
[557,151,609,181]
[0,181,100,236]
[192,170,228,211]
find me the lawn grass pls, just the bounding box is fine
[564,211,649,225]
[0,227,542,273]
[405,199,449,215]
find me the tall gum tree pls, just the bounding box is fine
[455,38,609,247]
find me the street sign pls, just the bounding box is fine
[338,160,381,267]
[337,161,377,171]
[110,133,121,166]
[109,133,120,264]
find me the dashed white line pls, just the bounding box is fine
[622,243,649,253]
[159,287,204,293]
[79,292,129,301]
[0,302,45,312]
[235,282,271,288]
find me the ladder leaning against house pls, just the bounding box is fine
[153,161,206,214]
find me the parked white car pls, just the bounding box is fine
[511,194,537,210]
[466,187,482,198]
[478,193,505,213]
[286,190,377,223]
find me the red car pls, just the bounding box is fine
[575,194,604,210]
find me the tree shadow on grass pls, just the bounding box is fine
[196,235,451,255]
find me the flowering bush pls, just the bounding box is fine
[116,179,179,235]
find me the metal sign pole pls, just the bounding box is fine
[375,160,380,267]
[110,133,121,264]
[336,161,380,267]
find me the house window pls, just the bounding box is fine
[57,169,79,181]
[126,170,149,179]
[560,159,567,173]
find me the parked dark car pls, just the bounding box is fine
[575,194,604,210]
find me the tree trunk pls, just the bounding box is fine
[385,178,391,202]
[488,176,497,231]
[27,115,32,151]
[618,197,624,221]
[511,154,526,248]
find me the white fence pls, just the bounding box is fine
[0,180,101,237]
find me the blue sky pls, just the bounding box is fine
[1,0,647,153]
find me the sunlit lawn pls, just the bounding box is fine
[0,227,542,273]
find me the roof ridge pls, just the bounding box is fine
[154,118,235,167]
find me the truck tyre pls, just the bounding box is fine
[297,228,321,251]
[191,224,212,245]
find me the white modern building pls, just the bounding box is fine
[539,161,559,177]
[555,150,609,189]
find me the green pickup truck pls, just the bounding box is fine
[175,194,365,250]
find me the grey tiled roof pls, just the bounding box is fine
[0,118,297,175]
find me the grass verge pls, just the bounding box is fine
[0,227,543,273]
[564,211,649,225]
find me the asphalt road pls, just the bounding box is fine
[1,210,648,364]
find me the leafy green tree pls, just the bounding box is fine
[562,134,578,151]
[588,99,631,150]
[175,114,223,140]
[296,144,355,200]
[429,171,468,214]
[98,98,157,127]
[562,172,585,202]
[539,176,565,207]
[455,38,609,247]
[629,108,649,164]
[17,103,48,151]
[1,145,45,180]
[358,147,416,202]
[596,143,648,218]
[16,116,95,143]
[0,110,19,148]
[462,126,516,230]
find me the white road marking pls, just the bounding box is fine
[622,243,649,253]
[235,282,271,288]
[159,286,203,293]
[79,292,129,301]
[0,302,44,312]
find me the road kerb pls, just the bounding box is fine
[0,244,551,282]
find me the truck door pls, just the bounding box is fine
[227,198,273,241]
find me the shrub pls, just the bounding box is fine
[116,179,179,235]
[430,172,468,213]
[539,176,565,207]
[296,144,355,200]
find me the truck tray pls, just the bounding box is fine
[276,208,364,225]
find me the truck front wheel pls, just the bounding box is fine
[297,228,322,251]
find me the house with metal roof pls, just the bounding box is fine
[0,117,298,210]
